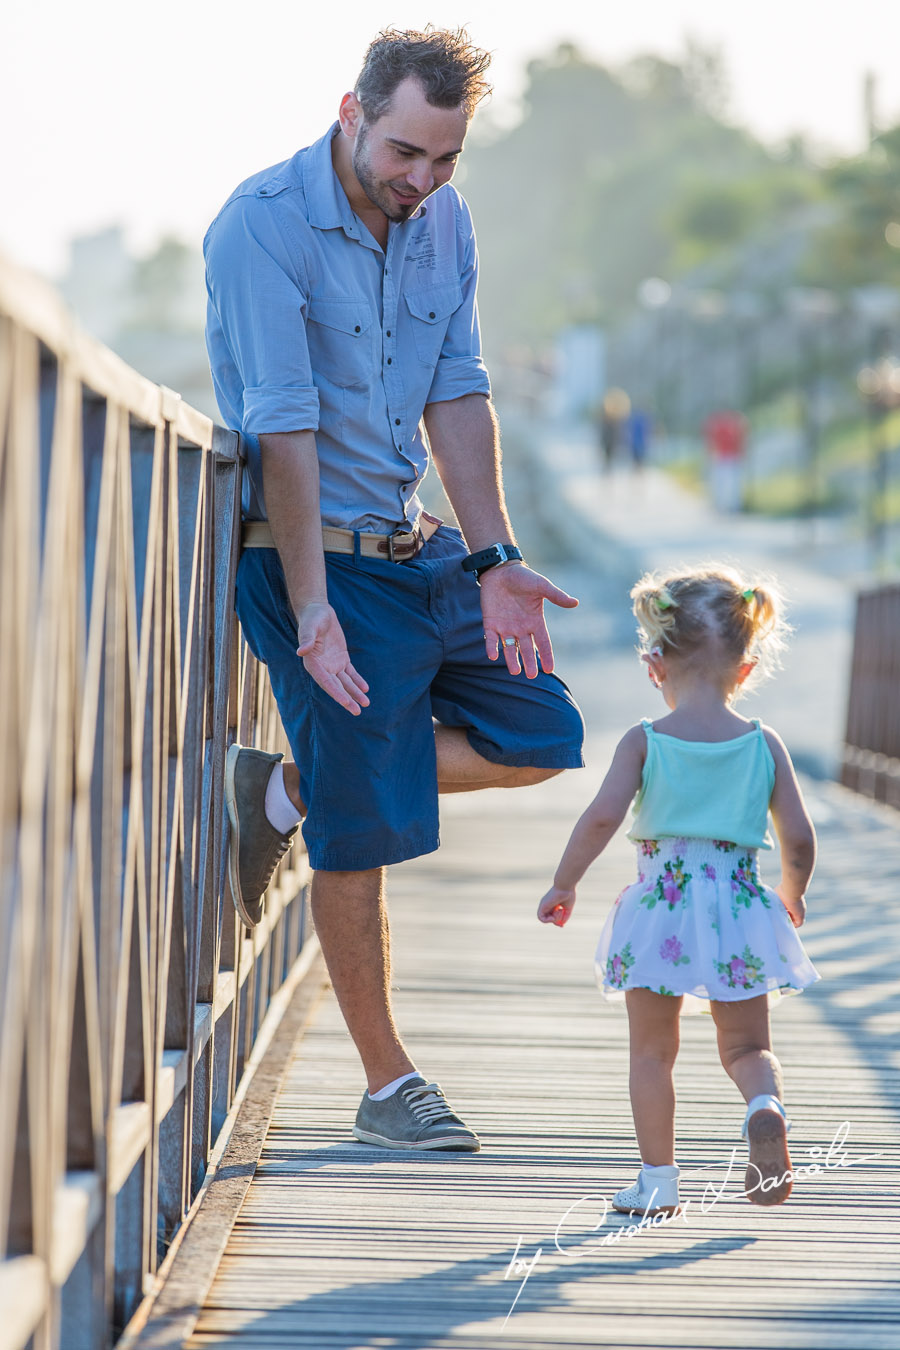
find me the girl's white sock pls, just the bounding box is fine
[746,1093,785,1118]
[264,762,302,835]
[642,1163,679,1176]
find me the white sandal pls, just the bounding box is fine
[612,1165,680,1217]
[742,1094,792,1206]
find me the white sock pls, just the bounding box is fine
[746,1093,785,1117]
[642,1163,679,1175]
[264,762,302,835]
[368,1071,421,1101]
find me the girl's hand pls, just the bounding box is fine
[538,887,576,926]
[777,885,807,928]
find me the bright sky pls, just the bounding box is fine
[3,0,899,277]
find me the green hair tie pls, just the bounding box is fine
[742,588,755,602]
[657,595,673,610]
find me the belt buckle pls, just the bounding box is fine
[387,526,419,563]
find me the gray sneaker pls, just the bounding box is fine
[353,1076,480,1151]
[224,743,298,927]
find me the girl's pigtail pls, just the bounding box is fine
[631,573,679,651]
[739,580,787,674]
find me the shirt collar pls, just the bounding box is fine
[302,123,359,236]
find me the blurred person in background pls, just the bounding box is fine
[704,409,748,513]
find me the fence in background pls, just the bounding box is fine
[841,581,900,808]
[0,256,312,1349]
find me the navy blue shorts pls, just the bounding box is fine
[235,525,584,871]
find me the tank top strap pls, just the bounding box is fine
[640,717,654,734]
[750,717,762,730]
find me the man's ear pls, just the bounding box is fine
[338,91,362,139]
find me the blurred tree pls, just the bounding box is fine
[128,235,202,331]
[461,42,820,354]
[668,169,821,271]
[803,126,900,289]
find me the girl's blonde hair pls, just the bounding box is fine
[630,564,788,695]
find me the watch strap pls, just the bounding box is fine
[460,542,524,579]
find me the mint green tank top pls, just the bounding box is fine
[627,719,776,849]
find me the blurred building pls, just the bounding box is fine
[59,227,217,419]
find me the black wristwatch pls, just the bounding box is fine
[460,542,524,582]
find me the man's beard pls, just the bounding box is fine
[352,128,417,222]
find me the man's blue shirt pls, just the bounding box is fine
[204,123,491,529]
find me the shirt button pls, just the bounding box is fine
[386,330,391,337]
[354,325,361,333]
[395,418,401,425]
[387,357,392,365]
[429,311,436,319]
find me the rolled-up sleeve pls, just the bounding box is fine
[425,202,491,406]
[204,196,320,434]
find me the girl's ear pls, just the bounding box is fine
[736,658,757,685]
[642,649,665,689]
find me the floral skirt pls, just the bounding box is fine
[595,838,819,1012]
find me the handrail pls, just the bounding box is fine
[841,581,900,809]
[0,254,313,1348]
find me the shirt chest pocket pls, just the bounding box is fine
[404,283,462,367]
[306,298,376,389]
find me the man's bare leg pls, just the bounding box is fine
[434,723,562,793]
[310,866,416,1093]
[283,760,306,815]
[283,728,559,809]
[281,728,559,1094]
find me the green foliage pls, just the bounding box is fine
[128,236,199,331]
[802,128,900,290]
[459,42,830,352]
[668,169,820,271]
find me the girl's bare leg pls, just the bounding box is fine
[711,995,791,1205]
[624,988,683,1166]
[711,995,781,1102]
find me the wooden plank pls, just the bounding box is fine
[0,1256,47,1350]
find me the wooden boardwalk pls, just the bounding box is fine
[170,662,900,1349]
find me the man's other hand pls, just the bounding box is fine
[297,602,370,714]
[479,564,578,677]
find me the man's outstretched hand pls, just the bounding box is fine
[480,564,578,676]
[297,602,370,714]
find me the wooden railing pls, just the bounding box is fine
[841,582,900,808]
[0,256,313,1349]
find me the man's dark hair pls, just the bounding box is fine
[355,26,492,122]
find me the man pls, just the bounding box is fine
[204,27,584,1153]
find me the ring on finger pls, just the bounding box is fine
[502,636,517,647]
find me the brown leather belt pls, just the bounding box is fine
[241,512,442,561]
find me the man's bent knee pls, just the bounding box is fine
[497,765,565,788]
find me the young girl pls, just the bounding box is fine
[539,565,818,1216]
